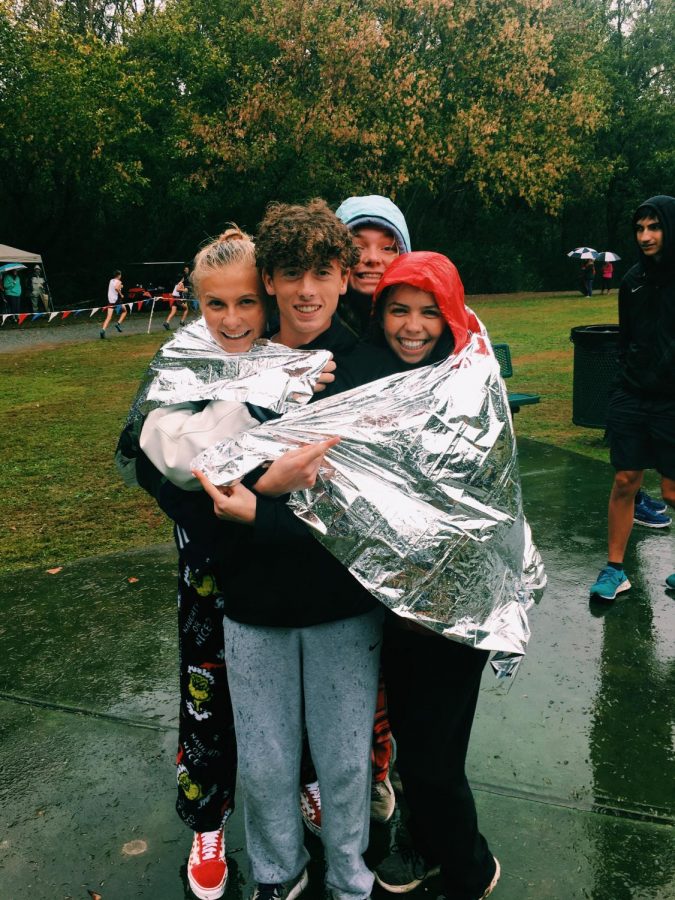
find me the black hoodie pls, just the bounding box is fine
[618,194,675,397]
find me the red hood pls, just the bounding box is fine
[372,251,479,352]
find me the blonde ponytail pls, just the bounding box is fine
[191,224,257,297]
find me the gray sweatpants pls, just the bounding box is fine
[224,609,383,900]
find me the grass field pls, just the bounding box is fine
[0,291,620,575]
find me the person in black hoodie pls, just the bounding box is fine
[194,200,382,900]
[589,195,675,601]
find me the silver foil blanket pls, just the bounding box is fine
[115,317,331,488]
[136,318,332,415]
[193,332,546,678]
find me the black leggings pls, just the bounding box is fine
[382,621,496,900]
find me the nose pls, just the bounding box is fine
[361,243,381,265]
[297,273,317,298]
[402,312,424,334]
[221,306,242,329]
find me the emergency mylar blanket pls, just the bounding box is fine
[193,330,546,679]
[115,317,331,487]
[134,317,332,415]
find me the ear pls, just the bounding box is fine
[262,270,276,297]
[338,270,349,295]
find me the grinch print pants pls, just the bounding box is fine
[175,556,237,833]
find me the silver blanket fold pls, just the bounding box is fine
[193,330,546,679]
[115,317,331,487]
[136,318,332,415]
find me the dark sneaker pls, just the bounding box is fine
[250,868,308,900]
[114,322,123,332]
[666,573,675,590]
[436,857,500,900]
[99,329,106,339]
[637,489,667,514]
[375,848,440,893]
[163,322,171,331]
[634,496,671,528]
[371,773,396,824]
[589,566,631,602]
[188,827,227,900]
[299,780,321,835]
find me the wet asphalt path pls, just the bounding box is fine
[0,309,184,353]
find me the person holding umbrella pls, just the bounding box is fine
[596,251,621,295]
[567,248,597,297]
[1,264,24,314]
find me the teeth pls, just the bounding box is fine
[400,339,426,350]
[223,331,248,339]
[296,305,320,313]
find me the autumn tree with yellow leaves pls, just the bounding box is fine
[0,0,672,295]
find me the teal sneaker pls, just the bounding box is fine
[666,573,675,590]
[590,566,631,601]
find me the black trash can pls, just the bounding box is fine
[570,324,620,428]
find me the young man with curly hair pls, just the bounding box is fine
[202,199,382,900]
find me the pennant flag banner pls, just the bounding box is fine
[0,297,163,328]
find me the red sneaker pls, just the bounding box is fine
[188,827,227,900]
[299,781,322,835]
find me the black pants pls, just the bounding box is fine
[382,621,496,900]
[175,555,237,832]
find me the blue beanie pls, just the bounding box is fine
[335,195,411,254]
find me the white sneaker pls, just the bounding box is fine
[371,773,396,823]
[299,780,322,835]
[188,827,227,900]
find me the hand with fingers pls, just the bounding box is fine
[191,471,259,525]
[313,359,336,393]
[253,436,341,497]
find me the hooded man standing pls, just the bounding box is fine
[589,195,675,600]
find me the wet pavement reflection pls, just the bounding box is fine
[1,439,674,899]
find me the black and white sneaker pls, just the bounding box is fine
[250,868,308,900]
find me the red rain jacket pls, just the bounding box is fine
[372,251,481,353]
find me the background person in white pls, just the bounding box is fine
[100,269,127,338]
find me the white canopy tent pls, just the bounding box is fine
[0,243,53,311]
[0,243,43,265]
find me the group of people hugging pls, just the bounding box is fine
[117,196,504,900]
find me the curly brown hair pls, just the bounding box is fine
[255,199,360,275]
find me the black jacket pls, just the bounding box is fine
[618,195,675,398]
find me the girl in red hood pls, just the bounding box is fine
[334,251,501,900]
[333,251,484,389]
[374,251,480,363]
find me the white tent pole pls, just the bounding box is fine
[147,297,156,334]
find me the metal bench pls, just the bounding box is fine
[493,342,541,414]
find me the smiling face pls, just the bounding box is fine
[263,259,348,348]
[382,284,446,365]
[635,215,664,259]
[348,226,400,297]
[199,260,267,352]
